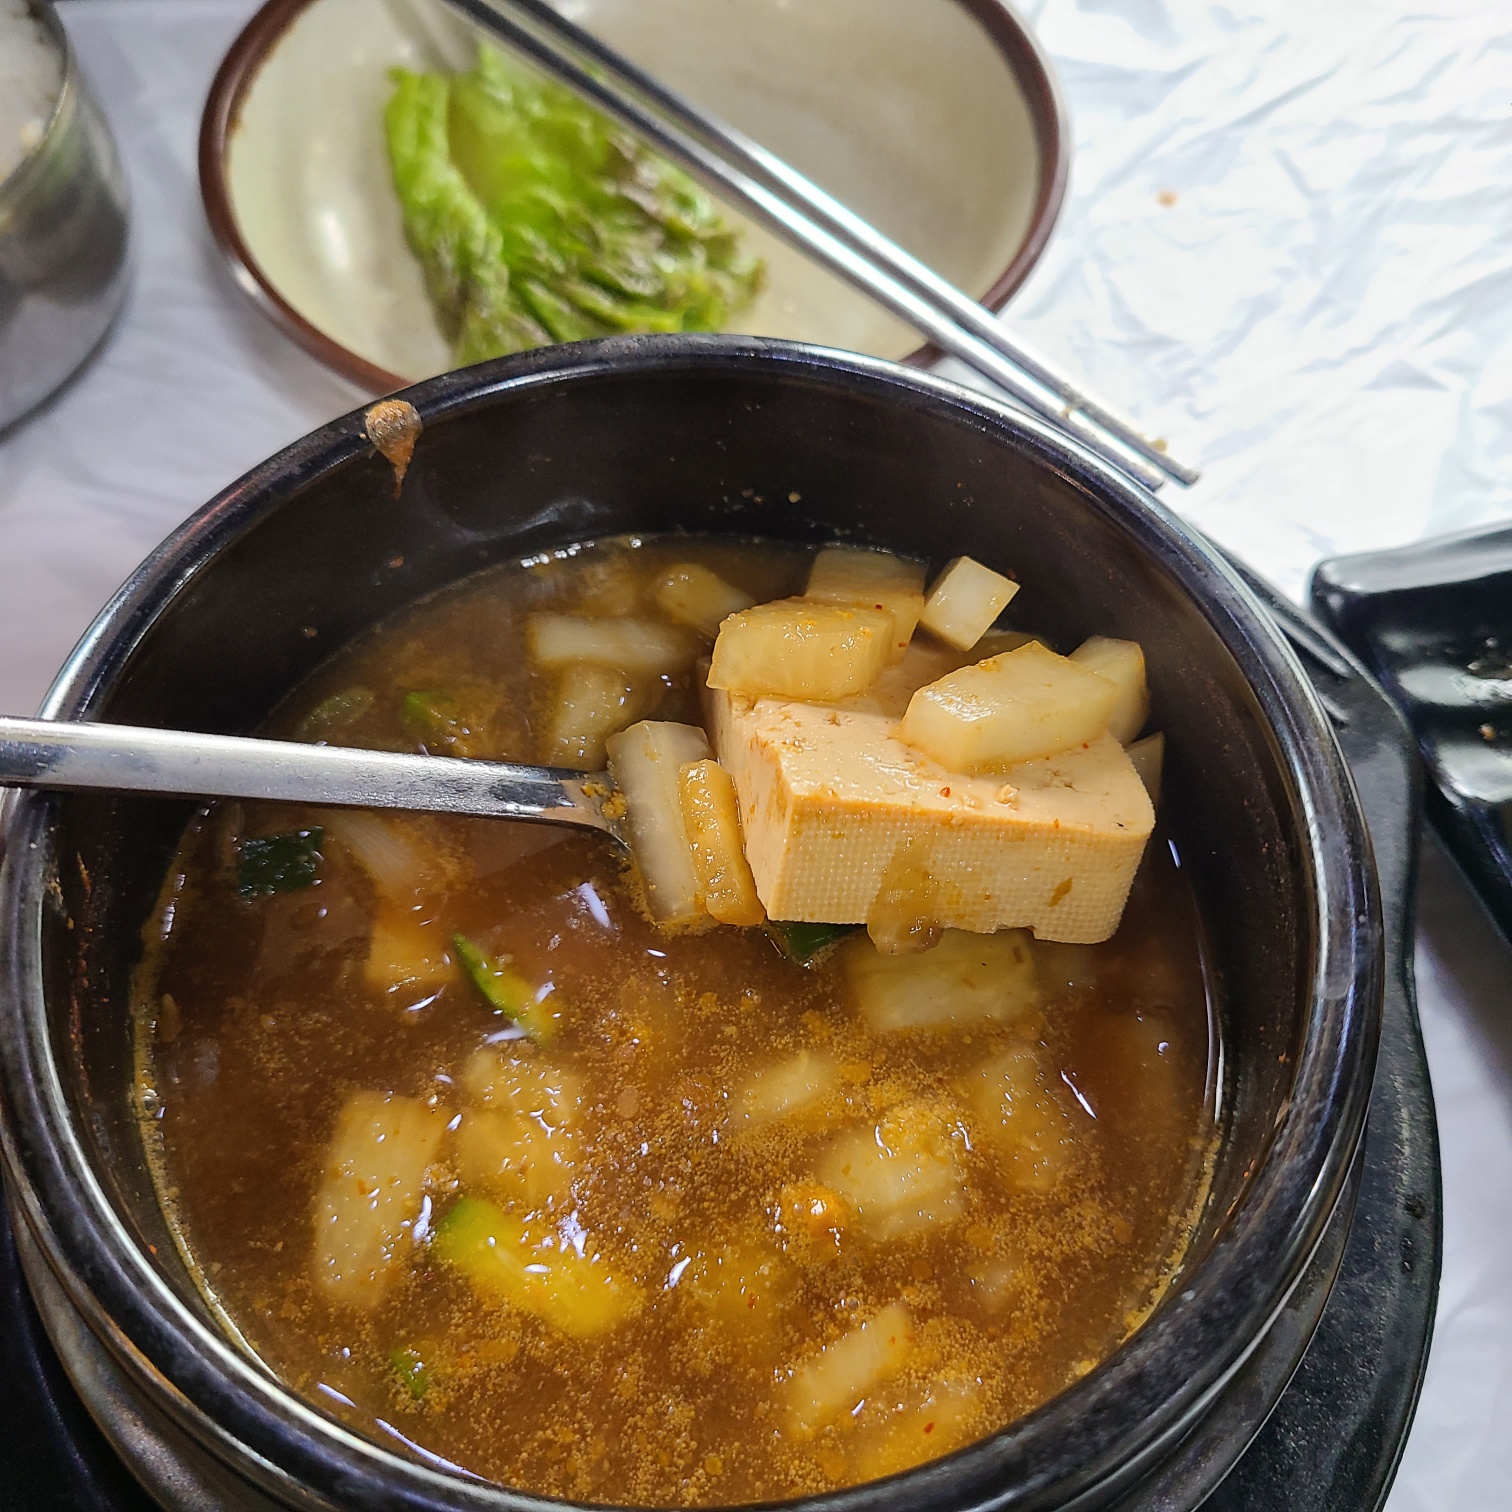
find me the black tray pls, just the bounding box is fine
[1313,524,1512,950]
[0,579,1440,1512]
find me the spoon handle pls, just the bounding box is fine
[0,717,624,841]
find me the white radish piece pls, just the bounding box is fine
[653,563,755,637]
[1069,636,1149,744]
[960,1043,1081,1192]
[919,556,1020,650]
[364,906,451,996]
[734,1049,841,1129]
[606,720,712,926]
[680,1231,794,1362]
[707,599,892,701]
[311,1090,447,1309]
[459,1047,583,1123]
[527,614,696,676]
[806,546,927,661]
[677,758,765,926]
[847,1377,984,1480]
[452,1106,575,1213]
[324,810,437,903]
[815,1099,965,1241]
[972,628,1043,659]
[846,928,1040,1034]
[569,551,646,617]
[786,1303,916,1436]
[897,641,1118,770]
[543,662,645,769]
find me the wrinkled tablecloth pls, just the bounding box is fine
[2,1,1510,1505]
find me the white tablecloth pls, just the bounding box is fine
[3,2,1510,1505]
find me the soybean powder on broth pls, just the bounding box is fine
[135,536,1216,1506]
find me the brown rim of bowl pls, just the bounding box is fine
[198,0,1070,394]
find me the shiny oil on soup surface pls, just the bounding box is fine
[136,536,1215,1506]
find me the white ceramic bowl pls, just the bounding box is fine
[200,0,1066,389]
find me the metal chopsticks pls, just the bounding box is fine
[439,0,1198,491]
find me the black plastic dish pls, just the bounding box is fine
[1313,524,1512,950]
[0,336,1380,1510]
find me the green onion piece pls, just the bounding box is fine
[388,1346,430,1402]
[400,689,488,758]
[452,933,558,1043]
[766,920,859,965]
[401,689,463,741]
[236,829,324,901]
[435,1195,637,1338]
[294,687,375,743]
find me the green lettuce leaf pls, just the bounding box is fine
[384,48,763,364]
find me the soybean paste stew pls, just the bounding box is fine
[136,535,1216,1506]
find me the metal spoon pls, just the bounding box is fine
[0,716,628,846]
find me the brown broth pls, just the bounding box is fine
[136,536,1216,1506]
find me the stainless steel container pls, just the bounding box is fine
[0,0,129,432]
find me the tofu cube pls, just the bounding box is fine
[897,641,1118,770]
[708,598,892,701]
[806,546,927,660]
[1069,636,1149,743]
[919,556,1021,650]
[706,685,1154,943]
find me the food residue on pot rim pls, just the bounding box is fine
[363,398,422,496]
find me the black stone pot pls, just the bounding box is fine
[0,337,1380,1511]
